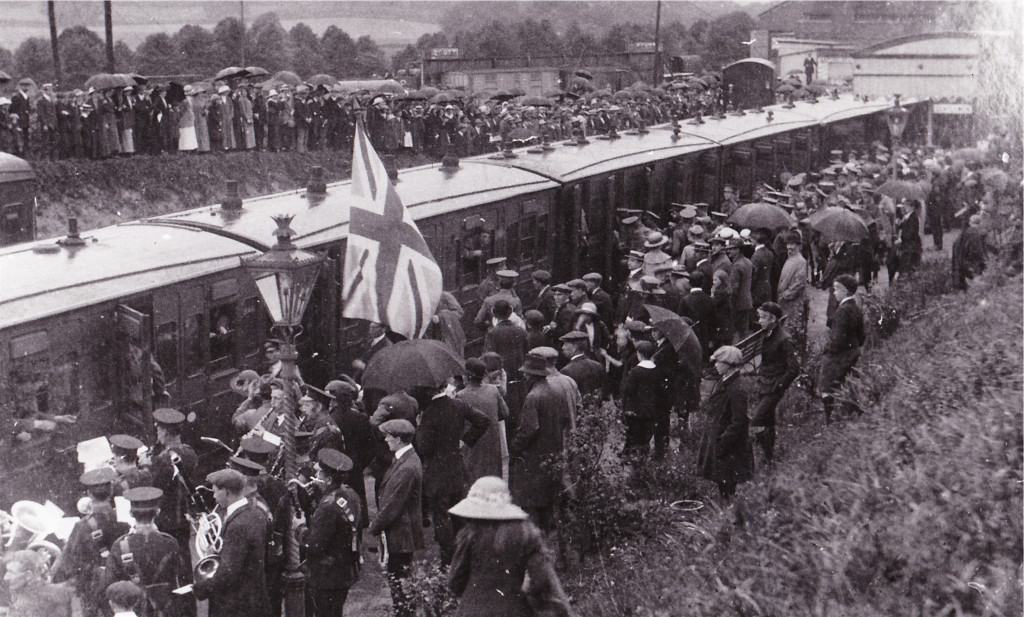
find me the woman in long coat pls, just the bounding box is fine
[456,359,510,482]
[237,89,256,150]
[448,477,574,617]
[194,91,210,153]
[697,345,754,499]
[177,89,198,152]
[99,92,121,157]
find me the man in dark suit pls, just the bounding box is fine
[530,270,557,322]
[679,271,715,358]
[300,448,362,617]
[510,354,571,533]
[353,322,393,414]
[750,302,800,464]
[414,384,491,564]
[558,331,604,397]
[193,469,270,617]
[582,272,614,326]
[727,238,754,340]
[484,299,527,381]
[9,81,31,155]
[105,487,183,617]
[819,275,865,424]
[36,83,57,159]
[620,341,670,460]
[750,229,775,312]
[369,419,423,617]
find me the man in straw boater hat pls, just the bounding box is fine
[105,487,184,617]
[446,476,573,616]
[697,345,754,499]
[369,419,423,617]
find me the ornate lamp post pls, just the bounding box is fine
[885,94,909,177]
[242,215,324,617]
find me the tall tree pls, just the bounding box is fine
[246,12,289,72]
[14,37,55,82]
[515,19,562,57]
[113,40,135,73]
[701,11,756,69]
[563,22,600,58]
[173,24,218,76]
[288,23,323,77]
[391,44,419,72]
[320,25,356,78]
[134,32,177,76]
[475,21,520,58]
[352,35,386,77]
[212,17,245,67]
[58,25,105,86]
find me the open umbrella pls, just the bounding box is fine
[507,86,526,97]
[376,80,407,95]
[127,73,147,85]
[875,179,928,203]
[84,73,131,90]
[0,70,10,83]
[545,89,579,102]
[574,69,594,80]
[630,80,651,91]
[419,86,439,97]
[808,206,869,243]
[643,305,703,380]
[729,202,794,231]
[612,89,633,101]
[394,90,428,101]
[245,66,269,78]
[271,70,302,86]
[775,83,796,94]
[308,74,337,87]
[518,95,553,107]
[165,82,186,105]
[568,75,594,92]
[188,81,212,94]
[490,89,515,101]
[429,92,455,104]
[593,88,612,98]
[362,339,464,394]
[215,66,249,81]
[650,87,667,98]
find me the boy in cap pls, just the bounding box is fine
[52,468,131,617]
[298,449,362,617]
[369,419,423,617]
[105,487,183,617]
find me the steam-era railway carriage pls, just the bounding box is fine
[0,95,923,507]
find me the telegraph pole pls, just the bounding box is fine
[47,0,61,84]
[104,0,115,72]
[652,0,662,85]
[240,1,246,65]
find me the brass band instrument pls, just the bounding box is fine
[1,501,65,578]
[193,509,222,582]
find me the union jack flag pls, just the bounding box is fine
[342,121,443,339]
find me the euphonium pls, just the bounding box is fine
[192,510,223,582]
[4,501,56,550]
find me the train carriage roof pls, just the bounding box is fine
[0,224,257,330]
[149,162,558,249]
[0,152,35,183]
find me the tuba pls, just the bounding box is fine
[1,501,64,578]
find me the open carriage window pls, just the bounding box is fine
[458,216,492,288]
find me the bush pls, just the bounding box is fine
[399,560,458,617]
[567,271,1023,616]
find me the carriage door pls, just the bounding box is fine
[729,147,755,200]
[115,304,153,437]
[755,141,776,188]
[700,151,720,207]
[673,157,697,204]
[557,184,584,281]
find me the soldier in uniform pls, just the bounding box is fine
[144,408,197,615]
[298,449,362,617]
[236,441,288,617]
[106,487,183,617]
[110,434,153,495]
[52,468,130,617]
[476,256,508,301]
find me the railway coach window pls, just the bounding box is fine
[7,331,80,423]
[458,221,493,288]
[183,312,205,376]
[209,306,236,370]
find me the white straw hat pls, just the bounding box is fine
[448,476,528,521]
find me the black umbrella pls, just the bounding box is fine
[729,202,793,231]
[808,207,869,243]
[128,73,148,85]
[490,89,515,101]
[643,305,703,381]
[165,82,186,105]
[574,69,594,80]
[215,66,249,81]
[362,339,464,393]
[0,70,13,83]
[85,73,131,90]
[245,66,269,78]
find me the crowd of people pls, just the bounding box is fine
[0,73,732,161]
[3,118,1020,617]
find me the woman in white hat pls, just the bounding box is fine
[448,476,575,617]
[696,345,754,499]
[177,85,198,153]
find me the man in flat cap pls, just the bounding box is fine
[558,331,604,397]
[106,487,184,617]
[194,469,270,617]
[52,468,131,617]
[298,449,362,617]
[582,272,614,326]
[369,419,423,617]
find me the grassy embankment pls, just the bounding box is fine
[563,263,1023,616]
[30,149,434,238]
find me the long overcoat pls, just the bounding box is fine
[696,374,754,486]
[510,379,569,509]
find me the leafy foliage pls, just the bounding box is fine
[14,37,54,84]
[57,25,106,85]
[399,560,459,617]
